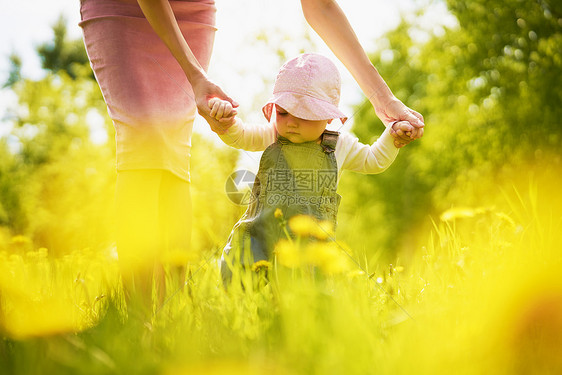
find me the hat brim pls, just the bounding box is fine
[262,92,347,124]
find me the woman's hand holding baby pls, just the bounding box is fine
[374,96,424,147]
[390,120,423,148]
[206,97,238,134]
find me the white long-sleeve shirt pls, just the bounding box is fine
[218,119,399,178]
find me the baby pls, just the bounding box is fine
[208,53,418,283]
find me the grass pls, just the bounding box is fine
[1,175,561,375]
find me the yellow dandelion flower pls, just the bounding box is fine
[305,242,350,275]
[274,239,301,268]
[251,260,272,272]
[0,273,81,338]
[288,214,317,237]
[274,208,283,219]
[2,297,80,339]
[311,220,335,240]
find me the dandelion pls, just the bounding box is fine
[286,215,335,240]
[2,297,80,339]
[288,214,317,237]
[0,270,82,338]
[251,260,272,273]
[305,242,350,275]
[274,208,283,219]
[274,239,301,268]
[311,220,335,240]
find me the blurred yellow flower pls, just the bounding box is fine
[2,297,80,339]
[287,215,335,240]
[305,242,350,275]
[274,208,283,219]
[311,220,335,240]
[0,272,82,338]
[288,215,317,237]
[274,240,301,268]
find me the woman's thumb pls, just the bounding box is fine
[402,111,423,128]
[216,87,239,108]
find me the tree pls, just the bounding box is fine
[3,53,22,88]
[337,0,562,258]
[0,16,241,255]
[36,15,91,79]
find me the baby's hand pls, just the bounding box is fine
[208,98,237,122]
[206,98,238,134]
[390,121,423,148]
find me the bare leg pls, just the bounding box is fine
[159,171,192,292]
[115,169,163,321]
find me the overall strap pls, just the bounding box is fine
[320,130,340,153]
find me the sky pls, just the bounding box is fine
[0,0,456,166]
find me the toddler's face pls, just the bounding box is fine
[274,105,329,143]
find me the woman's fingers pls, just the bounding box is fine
[390,121,414,141]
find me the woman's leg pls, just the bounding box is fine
[115,169,193,319]
[115,169,163,319]
[159,171,193,292]
[80,2,215,317]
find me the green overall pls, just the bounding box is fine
[221,130,341,282]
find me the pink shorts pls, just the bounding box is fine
[79,0,217,181]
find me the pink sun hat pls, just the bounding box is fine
[262,53,348,124]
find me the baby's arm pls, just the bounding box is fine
[208,98,276,152]
[337,125,404,174]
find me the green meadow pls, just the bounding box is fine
[1,1,561,374]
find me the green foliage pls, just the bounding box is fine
[3,53,22,88]
[0,16,240,255]
[1,64,116,251]
[1,176,561,375]
[36,15,91,79]
[339,0,562,257]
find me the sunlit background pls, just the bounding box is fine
[0,1,561,374]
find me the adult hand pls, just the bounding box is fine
[192,76,238,134]
[375,97,424,144]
